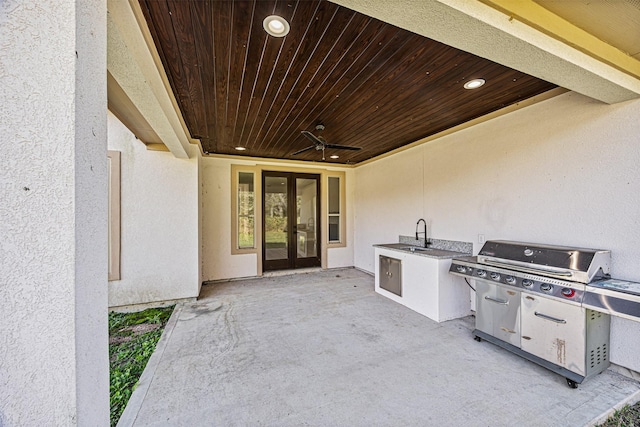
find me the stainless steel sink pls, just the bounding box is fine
[375,243,467,258]
[400,246,433,253]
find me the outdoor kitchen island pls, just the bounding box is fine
[374,239,472,322]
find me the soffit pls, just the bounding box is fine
[535,0,640,61]
[137,0,556,164]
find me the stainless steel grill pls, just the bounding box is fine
[449,240,612,388]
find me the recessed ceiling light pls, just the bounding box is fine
[235,147,246,151]
[263,15,290,37]
[330,155,339,159]
[464,78,485,90]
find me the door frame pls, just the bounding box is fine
[262,171,321,271]
[230,164,347,276]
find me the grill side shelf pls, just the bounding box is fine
[583,284,640,322]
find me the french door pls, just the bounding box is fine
[262,171,321,271]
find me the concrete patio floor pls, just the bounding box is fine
[119,268,640,426]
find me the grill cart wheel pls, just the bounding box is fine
[566,378,578,389]
[474,336,482,342]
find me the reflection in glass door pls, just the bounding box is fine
[263,172,320,271]
[296,178,317,261]
[264,175,288,263]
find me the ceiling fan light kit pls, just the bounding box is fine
[292,124,362,161]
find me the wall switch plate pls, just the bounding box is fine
[478,234,485,244]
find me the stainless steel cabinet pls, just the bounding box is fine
[379,255,402,297]
[476,281,521,347]
[521,295,585,375]
[521,295,609,377]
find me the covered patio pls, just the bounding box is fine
[4,0,640,423]
[119,269,640,426]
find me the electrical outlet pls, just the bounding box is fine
[478,234,485,244]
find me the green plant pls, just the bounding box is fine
[598,401,640,427]
[265,216,287,232]
[109,306,174,426]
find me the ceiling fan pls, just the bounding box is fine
[292,124,361,160]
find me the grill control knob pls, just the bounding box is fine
[477,270,487,278]
[522,279,534,287]
[540,283,553,293]
[490,272,500,281]
[456,265,466,273]
[561,288,575,298]
[505,276,516,285]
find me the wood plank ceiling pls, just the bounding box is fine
[139,0,557,164]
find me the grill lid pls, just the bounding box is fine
[477,240,611,283]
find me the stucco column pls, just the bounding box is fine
[0,0,108,425]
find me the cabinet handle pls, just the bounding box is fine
[534,311,567,324]
[484,296,508,305]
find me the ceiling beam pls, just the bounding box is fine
[107,71,163,146]
[479,0,640,80]
[107,0,194,159]
[330,0,640,104]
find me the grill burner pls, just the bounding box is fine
[450,240,612,388]
[451,240,612,305]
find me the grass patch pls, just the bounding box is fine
[109,306,174,426]
[598,401,640,427]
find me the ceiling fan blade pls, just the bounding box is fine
[292,145,316,156]
[301,130,323,145]
[325,143,361,151]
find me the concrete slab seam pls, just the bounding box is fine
[587,385,640,426]
[202,267,360,286]
[116,302,184,427]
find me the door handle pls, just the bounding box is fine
[484,296,508,305]
[534,311,567,324]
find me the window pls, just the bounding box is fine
[231,165,258,253]
[328,175,342,244]
[237,172,255,249]
[108,150,121,281]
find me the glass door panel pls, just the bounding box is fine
[264,176,288,261]
[296,178,317,259]
[263,172,320,271]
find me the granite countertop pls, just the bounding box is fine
[374,243,469,259]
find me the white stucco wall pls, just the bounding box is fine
[328,172,356,269]
[201,157,354,281]
[107,112,200,307]
[353,91,640,372]
[0,0,108,424]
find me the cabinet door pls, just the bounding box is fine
[379,255,402,296]
[476,281,521,347]
[521,294,586,375]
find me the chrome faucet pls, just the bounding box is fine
[415,219,430,248]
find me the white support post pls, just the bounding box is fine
[0,0,109,424]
